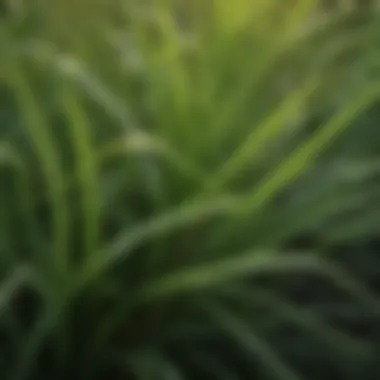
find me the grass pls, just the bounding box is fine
[1,1,380,379]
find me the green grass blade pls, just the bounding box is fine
[76,195,239,288]
[0,143,46,263]
[240,82,380,215]
[205,303,304,380]
[209,0,316,146]
[61,84,102,263]
[98,132,205,183]
[5,63,70,281]
[206,80,318,191]
[140,251,380,313]
[221,285,371,357]
[139,252,322,300]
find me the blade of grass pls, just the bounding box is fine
[61,84,102,264]
[140,251,380,313]
[209,0,316,146]
[205,79,318,192]
[98,132,205,183]
[204,302,304,380]
[75,195,239,289]
[0,143,46,264]
[5,61,70,282]
[22,44,138,133]
[239,82,380,216]
[254,183,380,247]
[220,285,371,357]
[55,54,138,132]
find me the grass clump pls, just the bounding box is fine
[1,1,380,379]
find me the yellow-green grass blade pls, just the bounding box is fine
[240,82,380,215]
[205,79,318,192]
[208,0,317,145]
[61,84,102,264]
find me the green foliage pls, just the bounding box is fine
[1,1,380,379]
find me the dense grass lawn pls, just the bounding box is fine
[1,1,380,379]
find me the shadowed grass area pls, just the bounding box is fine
[1,1,380,379]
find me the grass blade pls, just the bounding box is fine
[5,62,70,281]
[205,303,304,380]
[76,195,239,288]
[240,82,380,215]
[61,84,102,263]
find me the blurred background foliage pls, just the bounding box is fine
[1,0,380,379]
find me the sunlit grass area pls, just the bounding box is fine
[1,1,380,379]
